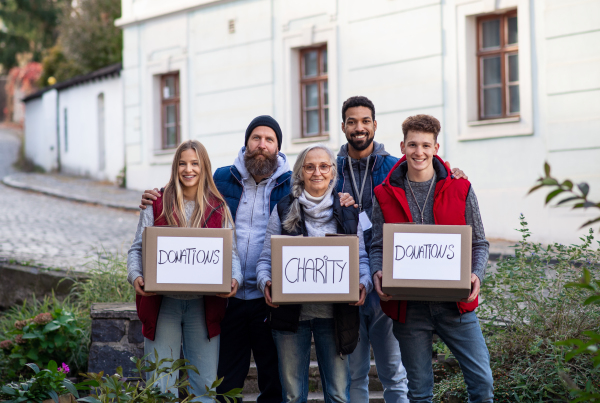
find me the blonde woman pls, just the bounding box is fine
[127,140,242,401]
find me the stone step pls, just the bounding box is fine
[243,360,381,394]
[250,344,375,363]
[242,391,385,402]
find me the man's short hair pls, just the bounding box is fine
[341,96,375,122]
[402,114,441,142]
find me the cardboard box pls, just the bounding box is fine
[381,224,472,301]
[270,235,360,304]
[142,226,233,294]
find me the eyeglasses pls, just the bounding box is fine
[302,164,332,174]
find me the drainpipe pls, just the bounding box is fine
[55,89,61,172]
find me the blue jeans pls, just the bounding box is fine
[391,302,493,403]
[349,292,409,402]
[272,318,350,403]
[145,297,219,403]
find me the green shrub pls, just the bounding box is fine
[78,351,243,403]
[0,252,133,382]
[0,361,83,403]
[432,215,600,402]
[0,304,88,380]
[68,250,135,311]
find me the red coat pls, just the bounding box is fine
[373,155,479,323]
[135,193,228,340]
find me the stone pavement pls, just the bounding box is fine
[0,127,141,272]
[3,173,141,211]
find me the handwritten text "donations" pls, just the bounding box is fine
[395,244,455,261]
[158,248,221,265]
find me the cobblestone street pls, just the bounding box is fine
[0,127,140,271]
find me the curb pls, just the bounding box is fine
[2,175,139,211]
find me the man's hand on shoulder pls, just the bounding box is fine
[139,188,161,210]
[338,192,357,208]
[444,161,468,180]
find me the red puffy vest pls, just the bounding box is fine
[135,193,228,341]
[374,155,479,323]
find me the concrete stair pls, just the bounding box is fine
[243,391,385,402]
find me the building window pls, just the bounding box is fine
[161,72,180,149]
[300,45,328,137]
[64,108,68,152]
[477,11,519,120]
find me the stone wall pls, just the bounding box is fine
[88,303,144,377]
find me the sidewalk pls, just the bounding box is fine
[2,172,141,211]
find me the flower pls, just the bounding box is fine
[57,363,70,373]
[0,340,13,350]
[14,334,26,345]
[14,320,28,330]
[33,313,53,325]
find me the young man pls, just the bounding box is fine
[336,97,467,402]
[369,114,493,402]
[140,115,355,402]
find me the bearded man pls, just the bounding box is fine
[140,115,355,402]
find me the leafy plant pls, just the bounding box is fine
[529,162,600,402]
[0,294,89,381]
[0,306,88,380]
[68,250,135,311]
[0,360,82,403]
[433,216,600,402]
[77,351,243,403]
[529,161,600,230]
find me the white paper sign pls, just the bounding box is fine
[281,246,350,294]
[156,236,224,284]
[392,233,461,280]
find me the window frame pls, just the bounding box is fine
[476,10,519,120]
[160,72,181,149]
[299,45,328,138]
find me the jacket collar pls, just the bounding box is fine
[229,164,291,187]
[381,155,452,215]
[337,141,392,172]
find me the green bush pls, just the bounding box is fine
[0,361,83,403]
[0,252,133,382]
[68,250,135,310]
[0,303,88,380]
[78,351,242,403]
[432,215,600,402]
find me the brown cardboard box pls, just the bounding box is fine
[381,223,472,301]
[142,227,232,294]
[271,235,360,304]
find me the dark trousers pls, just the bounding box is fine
[216,297,282,403]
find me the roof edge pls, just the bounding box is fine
[22,63,122,103]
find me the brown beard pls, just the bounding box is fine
[244,148,278,177]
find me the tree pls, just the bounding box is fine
[0,0,67,70]
[58,0,122,74]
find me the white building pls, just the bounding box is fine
[23,64,124,182]
[114,0,599,245]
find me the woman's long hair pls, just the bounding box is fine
[282,144,338,232]
[157,140,234,229]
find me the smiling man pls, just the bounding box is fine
[369,114,493,403]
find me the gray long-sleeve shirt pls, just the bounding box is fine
[369,163,489,285]
[127,200,243,299]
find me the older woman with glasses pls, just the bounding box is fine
[256,144,372,403]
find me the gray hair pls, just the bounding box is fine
[282,144,338,233]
